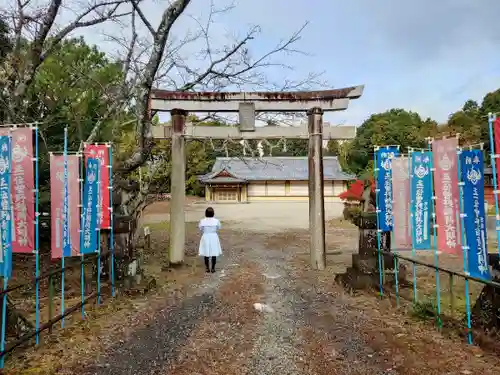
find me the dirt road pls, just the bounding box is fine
[14,201,500,374]
[73,227,499,375]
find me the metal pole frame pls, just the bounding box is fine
[487,113,500,257]
[34,125,40,344]
[374,146,384,297]
[428,139,442,328]
[96,158,102,305]
[408,148,418,302]
[456,146,473,344]
[0,133,12,369]
[107,143,115,297]
[79,153,85,319]
[61,127,69,328]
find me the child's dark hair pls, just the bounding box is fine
[205,207,215,218]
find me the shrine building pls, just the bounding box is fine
[198,156,355,203]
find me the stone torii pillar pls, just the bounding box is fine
[149,87,364,269]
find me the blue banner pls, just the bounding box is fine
[410,152,432,249]
[62,133,71,257]
[461,150,491,280]
[376,147,400,231]
[0,136,12,278]
[80,158,100,254]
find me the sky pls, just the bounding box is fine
[73,0,500,127]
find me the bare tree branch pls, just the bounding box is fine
[116,0,192,173]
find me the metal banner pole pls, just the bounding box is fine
[108,144,115,297]
[34,126,40,343]
[79,153,85,319]
[428,140,442,328]
[96,159,102,305]
[456,147,473,344]
[408,148,418,302]
[374,146,384,297]
[487,113,500,256]
[61,127,69,328]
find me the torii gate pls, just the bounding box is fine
[149,87,364,270]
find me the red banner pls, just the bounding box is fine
[84,144,110,229]
[0,128,35,253]
[494,118,500,185]
[50,154,80,258]
[432,138,461,255]
[391,156,411,249]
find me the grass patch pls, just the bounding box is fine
[143,220,170,232]
[327,217,356,229]
[411,299,437,320]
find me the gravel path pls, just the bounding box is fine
[74,228,500,375]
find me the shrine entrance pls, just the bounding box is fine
[149,87,365,269]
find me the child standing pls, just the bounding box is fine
[198,207,222,273]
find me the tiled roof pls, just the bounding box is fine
[200,157,355,182]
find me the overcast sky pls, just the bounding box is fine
[77,0,500,126]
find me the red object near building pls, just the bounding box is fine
[338,178,375,201]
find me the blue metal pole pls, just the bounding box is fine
[393,154,400,307]
[79,152,85,319]
[374,146,384,297]
[409,148,418,302]
[34,125,40,344]
[1,134,12,368]
[0,277,8,369]
[97,157,101,305]
[456,147,473,344]
[428,140,442,327]
[487,113,500,257]
[61,127,68,328]
[108,144,115,297]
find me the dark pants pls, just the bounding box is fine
[204,256,216,271]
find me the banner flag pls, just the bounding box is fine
[84,144,110,229]
[392,156,411,249]
[410,151,433,249]
[0,136,13,278]
[376,147,400,231]
[432,138,461,254]
[81,158,100,254]
[0,128,35,253]
[50,154,80,258]
[461,150,491,280]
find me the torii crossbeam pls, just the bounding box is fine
[149,86,365,270]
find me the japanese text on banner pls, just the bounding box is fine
[84,144,110,229]
[410,151,432,249]
[80,158,100,254]
[432,138,462,254]
[461,150,491,280]
[376,147,400,232]
[62,151,70,257]
[0,136,13,278]
[391,157,411,249]
[50,155,80,259]
[0,128,35,253]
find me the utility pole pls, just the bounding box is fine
[169,108,187,265]
[308,107,326,270]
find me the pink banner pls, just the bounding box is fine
[0,128,35,253]
[84,144,110,229]
[50,154,80,258]
[392,156,411,250]
[432,138,462,255]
